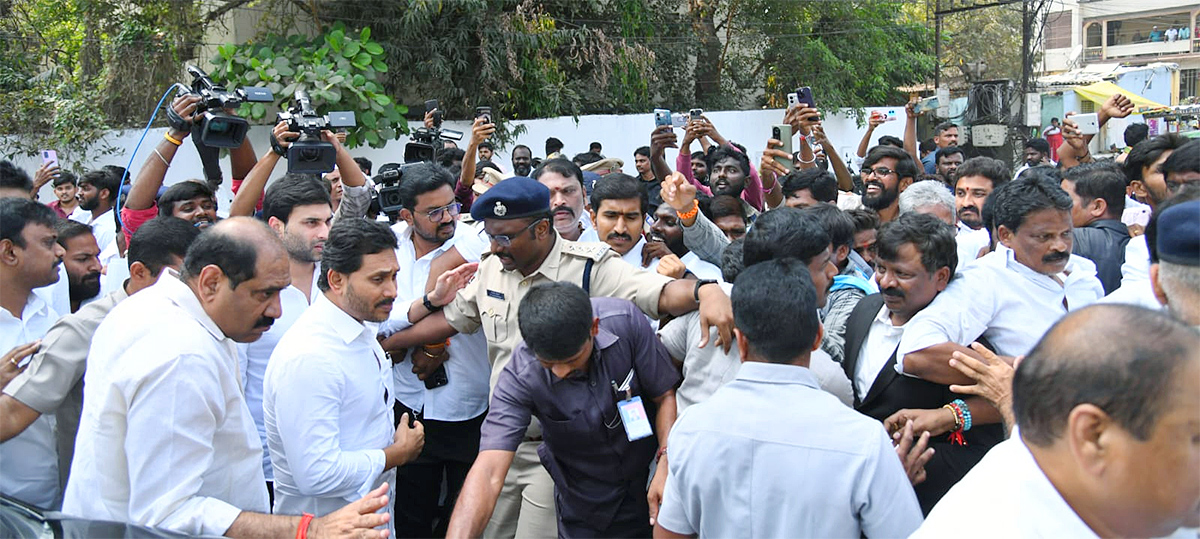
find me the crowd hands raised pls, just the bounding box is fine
[0,78,1197,539]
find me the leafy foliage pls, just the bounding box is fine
[208,24,409,149]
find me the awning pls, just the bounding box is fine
[1073,81,1170,114]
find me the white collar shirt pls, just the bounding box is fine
[264,292,395,524]
[898,245,1105,363]
[237,263,320,481]
[855,303,906,401]
[379,223,490,422]
[955,224,990,271]
[33,263,71,324]
[912,437,1100,538]
[87,208,117,260]
[620,237,724,282]
[657,362,922,538]
[0,293,60,509]
[63,274,266,536]
[1121,234,1150,284]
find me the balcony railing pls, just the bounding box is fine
[1093,39,1192,60]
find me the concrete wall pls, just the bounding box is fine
[10,107,912,214]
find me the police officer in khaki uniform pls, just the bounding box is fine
[381,176,734,539]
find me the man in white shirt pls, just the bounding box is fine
[266,218,426,529]
[952,157,1011,267]
[841,213,1004,514]
[656,260,923,539]
[63,217,392,539]
[898,175,1105,383]
[914,304,1199,538]
[376,163,492,537]
[72,169,118,265]
[239,176,334,496]
[532,158,598,242]
[590,175,721,280]
[0,198,66,509]
[1,217,200,493]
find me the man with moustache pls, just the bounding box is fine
[897,175,1105,386]
[64,218,393,539]
[378,163,491,537]
[952,157,1010,268]
[71,169,119,261]
[841,213,1004,513]
[264,219,427,533]
[54,221,102,313]
[934,147,965,187]
[511,145,534,178]
[0,198,66,509]
[532,159,598,242]
[861,146,917,223]
[0,218,200,495]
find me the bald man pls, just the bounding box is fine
[915,303,1200,538]
[64,218,392,539]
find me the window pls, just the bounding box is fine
[1182,69,1199,101]
[1085,22,1103,48]
[1046,11,1073,49]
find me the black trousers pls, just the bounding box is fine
[393,401,485,538]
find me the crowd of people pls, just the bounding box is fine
[0,87,1197,539]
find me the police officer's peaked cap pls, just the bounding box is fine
[1157,199,1200,267]
[470,176,551,221]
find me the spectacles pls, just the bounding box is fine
[863,166,897,177]
[484,218,545,247]
[423,202,462,222]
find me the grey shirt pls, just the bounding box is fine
[479,298,681,531]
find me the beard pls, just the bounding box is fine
[414,221,455,244]
[68,272,102,304]
[283,232,322,263]
[862,181,900,211]
[345,282,393,323]
[514,163,532,177]
[78,195,99,212]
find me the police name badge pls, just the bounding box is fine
[617,396,653,441]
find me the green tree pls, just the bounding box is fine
[208,24,408,149]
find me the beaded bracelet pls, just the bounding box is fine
[676,199,699,220]
[943,400,968,446]
[954,398,973,432]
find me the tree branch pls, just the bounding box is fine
[203,0,255,24]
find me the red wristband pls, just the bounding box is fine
[297,513,314,539]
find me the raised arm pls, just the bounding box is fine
[902,99,923,173]
[229,122,294,218]
[858,111,886,159]
[650,126,678,182]
[126,95,202,212]
[811,124,853,191]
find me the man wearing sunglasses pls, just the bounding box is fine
[861,145,918,224]
[380,176,735,539]
[377,163,492,537]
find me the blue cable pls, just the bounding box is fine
[114,84,185,232]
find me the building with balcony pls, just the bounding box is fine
[1042,1,1199,104]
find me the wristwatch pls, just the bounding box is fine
[693,279,719,302]
[422,293,443,312]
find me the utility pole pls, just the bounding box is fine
[934,0,941,89]
[1020,0,1032,124]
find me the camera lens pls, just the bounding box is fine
[208,119,230,134]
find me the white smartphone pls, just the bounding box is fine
[41,149,58,169]
[1073,113,1100,136]
[885,109,898,121]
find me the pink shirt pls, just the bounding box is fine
[675,145,764,211]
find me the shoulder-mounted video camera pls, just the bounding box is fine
[177,65,274,148]
[276,90,356,174]
[375,99,464,214]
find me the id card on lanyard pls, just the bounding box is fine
[612,369,653,441]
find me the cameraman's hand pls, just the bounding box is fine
[423,109,436,129]
[272,121,298,149]
[321,129,345,151]
[471,117,496,148]
[169,95,202,139]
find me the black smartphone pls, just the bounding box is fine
[424,363,449,390]
[795,87,815,109]
[425,99,442,125]
[475,106,492,124]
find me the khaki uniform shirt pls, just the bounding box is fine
[443,234,671,391]
[4,286,129,489]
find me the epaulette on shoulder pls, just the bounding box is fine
[560,241,612,261]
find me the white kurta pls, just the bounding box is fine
[63,274,267,536]
[0,293,60,509]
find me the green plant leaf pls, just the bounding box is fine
[343,41,361,58]
[365,130,381,146]
[361,110,377,128]
[251,102,266,118]
[361,27,371,41]
[352,74,366,86]
[353,52,372,69]
[364,42,383,56]
[372,59,387,73]
[373,94,389,106]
